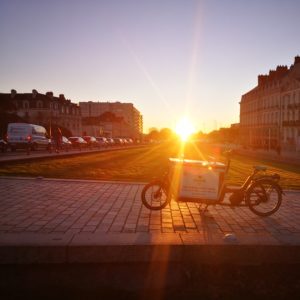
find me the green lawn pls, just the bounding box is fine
[0,142,299,189]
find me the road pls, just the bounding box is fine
[0,144,140,163]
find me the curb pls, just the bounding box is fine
[1,233,299,265]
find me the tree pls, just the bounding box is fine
[147,129,160,141]
[148,127,158,133]
[159,128,175,141]
[206,126,239,143]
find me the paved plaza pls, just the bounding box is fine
[0,176,299,264]
[0,177,299,236]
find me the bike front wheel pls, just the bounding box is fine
[141,180,170,210]
[246,179,282,217]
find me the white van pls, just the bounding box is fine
[7,123,51,151]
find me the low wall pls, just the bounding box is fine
[1,262,299,299]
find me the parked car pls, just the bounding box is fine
[96,137,108,147]
[7,123,51,151]
[82,136,99,148]
[106,138,115,146]
[0,139,8,153]
[125,138,133,144]
[68,137,87,150]
[60,136,72,151]
[113,137,124,146]
[120,138,128,145]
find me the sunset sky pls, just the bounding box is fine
[1,0,299,133]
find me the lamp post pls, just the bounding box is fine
[49,102,52,138]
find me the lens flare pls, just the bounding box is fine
[175,117,195,142]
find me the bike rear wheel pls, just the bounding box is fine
[141,180,170,210]
[246,179,282,217]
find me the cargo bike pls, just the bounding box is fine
[141,151,283,217]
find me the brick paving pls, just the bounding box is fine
[0,177,299,243]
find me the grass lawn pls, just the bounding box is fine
[0,141,299,189]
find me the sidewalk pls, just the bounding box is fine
[0,176,299,265]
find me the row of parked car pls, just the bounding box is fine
[64,136,134,150]
[1,123,135,153]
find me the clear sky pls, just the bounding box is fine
[1,0,299,133]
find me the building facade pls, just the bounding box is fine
[79,101,143,139]
[240,56,300,152]
[0,90,82,136]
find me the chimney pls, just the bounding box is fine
[59,94,65,101]
[258,75,268,86]
[10,89,17,98]
[269,70,276,80]
[46,91,53,99]
[294,55,300,65]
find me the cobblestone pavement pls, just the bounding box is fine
[0,177,299,244]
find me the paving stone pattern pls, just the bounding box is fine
[0,178,299,242]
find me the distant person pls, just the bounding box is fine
[55,128,62,153]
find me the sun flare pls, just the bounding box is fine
[174,117,195,142]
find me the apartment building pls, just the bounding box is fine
[0,90,82,136]
[79,101,143,139]
[240,56,300,152]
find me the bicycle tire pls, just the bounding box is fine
[141,180,170,210]
[246,179,282,217]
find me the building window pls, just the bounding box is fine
[37,101,43,109]
[23,100,29,109]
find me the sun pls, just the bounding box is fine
[174,117,195,142]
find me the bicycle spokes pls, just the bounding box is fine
[247,181,282,216]
[141,181,170,210]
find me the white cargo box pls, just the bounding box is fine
[169,158,226,202]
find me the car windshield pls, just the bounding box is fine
[8,127,27,134]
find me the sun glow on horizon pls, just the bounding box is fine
[174,117,195,142]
